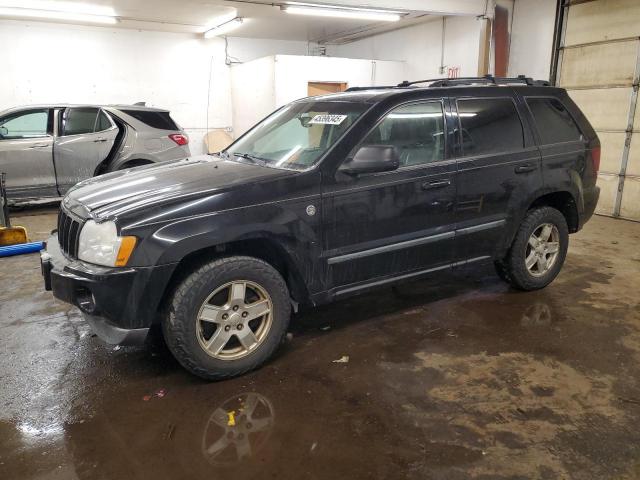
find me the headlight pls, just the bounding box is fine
[77,220,137,267]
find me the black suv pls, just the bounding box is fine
[41,76,600,380]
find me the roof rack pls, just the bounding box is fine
[397,75,551,88]
[344,75,550,92]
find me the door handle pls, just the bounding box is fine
[29,143,50,149]
[93,138,107,143]
[515,164,536,174]
[422,180,451,190]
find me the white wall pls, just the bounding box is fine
[0,20,310,155]
[230,54,405,136]
[508,0,557,81]
[231,56,276,138]
[225,37,309,63]
[327,16,483,82]
[273,55,405,105]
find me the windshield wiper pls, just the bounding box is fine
[233,152,265,164]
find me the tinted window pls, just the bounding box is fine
[359,102,445,167]
[526,97,582,144]
[96,110,112,132]
[457,98,524,156]
[0,110,48,139]
[121,110,178,130]
[63,108,98,136]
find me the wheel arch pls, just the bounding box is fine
[528,190,579,233]
[158,236,310,318]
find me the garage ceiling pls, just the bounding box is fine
[0,0,488,43]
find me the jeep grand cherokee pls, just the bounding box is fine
[41,76,600,380]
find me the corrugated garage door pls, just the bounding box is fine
[556,0,640,220]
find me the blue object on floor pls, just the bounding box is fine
[0,241,44,258]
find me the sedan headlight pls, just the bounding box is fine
[77,220,137,267]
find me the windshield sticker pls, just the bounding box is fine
[309,114,348,125]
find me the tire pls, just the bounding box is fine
[498,206,569,291]
[163,256,291,380]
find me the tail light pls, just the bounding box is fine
[591,145,601,174]
[169,133,189,146]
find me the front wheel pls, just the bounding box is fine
[163,256,291,380]
[497,206,569,291]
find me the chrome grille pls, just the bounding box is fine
[57,209,83,258]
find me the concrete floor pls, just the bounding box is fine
[1,210,640,480]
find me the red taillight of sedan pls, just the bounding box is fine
[169,133,189,146]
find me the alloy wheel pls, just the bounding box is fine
[525,223,560,277]
[196,281,273,360]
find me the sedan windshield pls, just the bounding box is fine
[224,100,369,170]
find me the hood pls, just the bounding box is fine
[63,155,296,219]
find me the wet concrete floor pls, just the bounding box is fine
[1,209,640,479]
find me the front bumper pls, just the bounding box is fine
[40,234,177,345]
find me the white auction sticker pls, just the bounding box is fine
[309,114,347,125]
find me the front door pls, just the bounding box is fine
[54,107,118,194]
[452,95,542,262]
[322,100,457,291]
[0,108,57,199]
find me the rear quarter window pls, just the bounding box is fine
[120,110,179,130]
[456,97,524,156]
[525,97,583,145]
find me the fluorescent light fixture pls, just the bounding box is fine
[204,16,243,38]
[281,2,401,22]
[0,1,118,24]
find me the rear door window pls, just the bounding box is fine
[120,110,178,130]
[456,98,524,156]
[62,108,99,136]
[358,101,445,167]
[526,97,583,145]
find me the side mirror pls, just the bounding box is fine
[339,145,400,176]
[0,126,7,138]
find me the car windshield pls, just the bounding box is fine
[224,100,369,170]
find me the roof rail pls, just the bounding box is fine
[344,75,551,93]
[397,75,551,88]
[344,85,399,92]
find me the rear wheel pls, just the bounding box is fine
[497,206,569,291]
[163,256,291,380]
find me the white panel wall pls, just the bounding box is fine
[327,16,482,82]
[230,55,405,137]
[273,55,405,105]
[231,57,276,138]
[508,0,557,80]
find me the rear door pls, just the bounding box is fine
[54,107,118,194]
[322,99,457,291]
[0,108,57,199]
[452,93,542,262]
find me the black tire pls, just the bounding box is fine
[498,206,569,291]
[163,256,291,380]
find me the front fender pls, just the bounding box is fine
[132,197,325,294]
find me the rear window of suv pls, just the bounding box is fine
[526,97,583,145]
[120,110,179,130]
